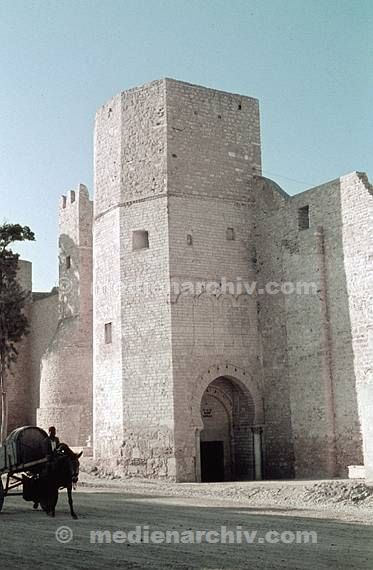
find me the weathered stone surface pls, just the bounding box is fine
[8,79,371,483]
[37,184,93,447]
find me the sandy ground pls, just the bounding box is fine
[0,475,372,570]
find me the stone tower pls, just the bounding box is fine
[37,184,93,447]
[94,79,267,481]
[8,78,370,483]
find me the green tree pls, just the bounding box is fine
[0,224,35,443]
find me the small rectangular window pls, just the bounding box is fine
[66,256,71,269]
[105,322,112,344]
[226,227,235,241]
[132,230,149,250]
[187,234,193,246]
[298,206,310,230]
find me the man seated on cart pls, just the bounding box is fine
[46,426,60,461]
[30,426,61,509]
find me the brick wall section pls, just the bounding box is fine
[284,180,347,477]
[287,175,367,476]
[94,80,174,476]
[339,173,373,480]
[5,261,33,432]
[93,209,124,457]
[254,172,371,478]
[30,291,58,422]
[166,79,264,481]
[166,78,261,200]
[93,79,265,479]
[94,89,126,457]
[37,184,93,447]
[118,199,174,477]
[253,178,295,478]
[4,263,58,434]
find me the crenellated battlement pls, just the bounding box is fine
[60,183,91,211]
[58,183,93,249]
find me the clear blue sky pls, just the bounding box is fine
[0,0,372,291]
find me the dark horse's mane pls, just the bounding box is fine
[56,442,78,458]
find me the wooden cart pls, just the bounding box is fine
[0,426,49,512]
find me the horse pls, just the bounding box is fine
[27,443,82,519]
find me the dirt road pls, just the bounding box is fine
[0,482,372,570]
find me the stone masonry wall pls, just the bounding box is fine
[255,173,369,478]
[254,178,296,478]
[30,291,59,423]
[37,184,93,447]
[94,80,174,476]
[339,173,373,480]
[2,263,59,434]
[93,208,123,457]
[287,175,365,476]
[5,260,33,433]
[93,78,370,482]
[166,79,265,481]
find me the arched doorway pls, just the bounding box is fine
[199,376,261,482]
[200,387,232,481]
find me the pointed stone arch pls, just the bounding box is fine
[191,362,264,429]
[193,363,265,482]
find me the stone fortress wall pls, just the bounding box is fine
[254,173,373,479]
[7,79,372,482]
[36,184,93,447]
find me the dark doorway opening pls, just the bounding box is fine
[200,441,225,482]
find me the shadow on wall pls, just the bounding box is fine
[284,176,365,477]
[254,174,369,479]
[58,233,81,320]
[37,233,93,448]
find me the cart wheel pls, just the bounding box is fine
[0,477,4,513]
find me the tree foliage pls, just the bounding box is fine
[0,223,35,254]
[0,223,35,442]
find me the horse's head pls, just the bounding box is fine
[70,450,83,486]
[57,443,83,486]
